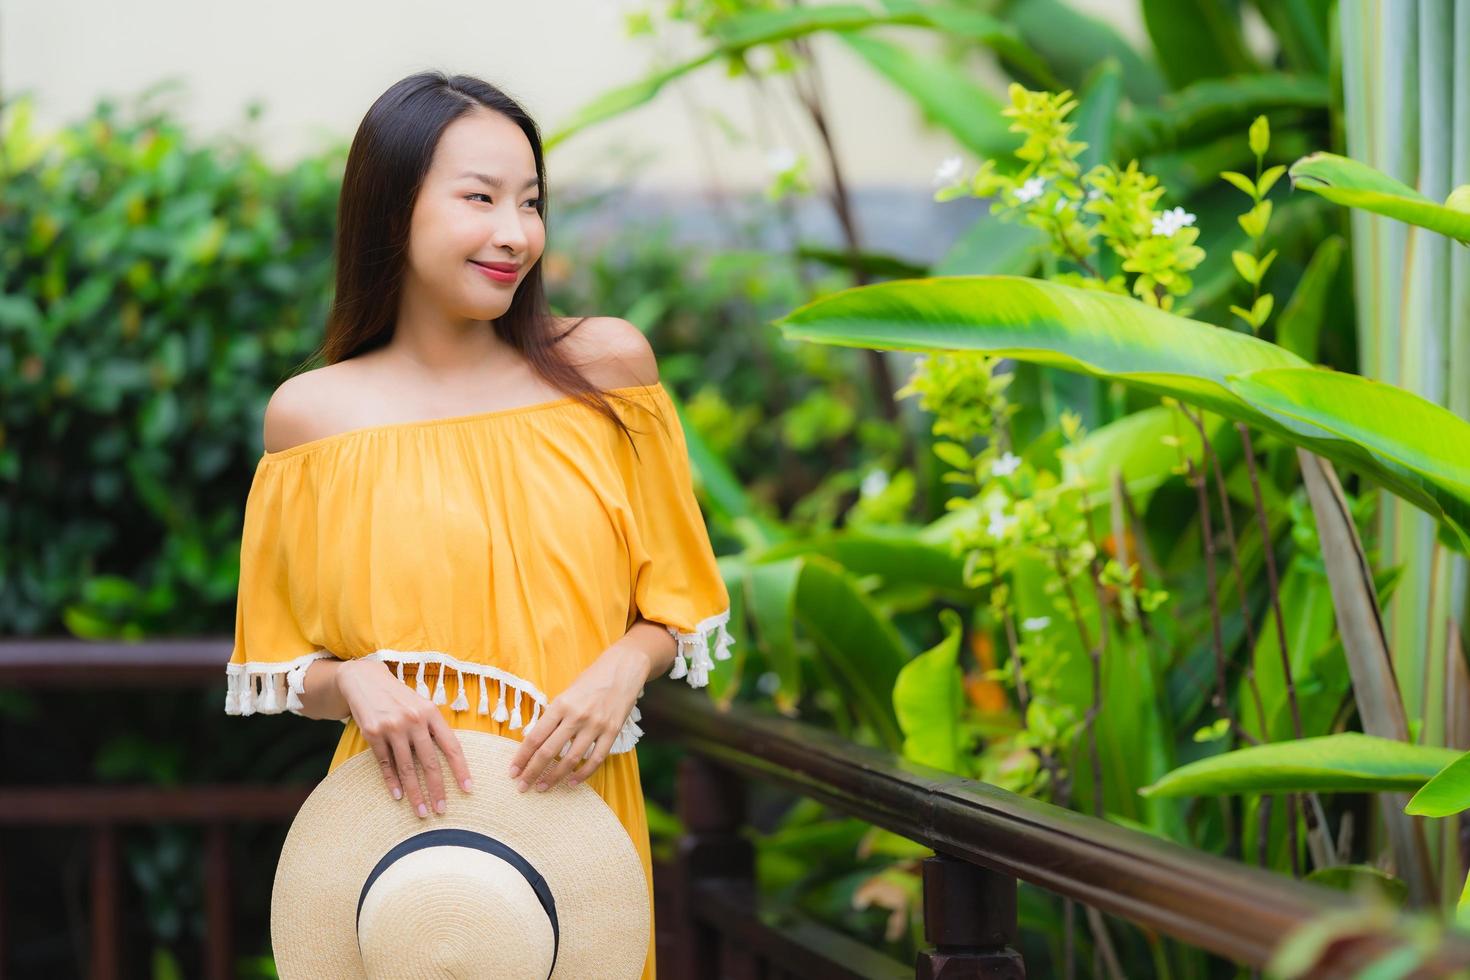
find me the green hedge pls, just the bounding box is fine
[1,89,340,636]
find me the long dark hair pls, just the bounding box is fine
[310,70,652,449]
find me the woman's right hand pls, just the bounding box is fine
[335,659,473,818]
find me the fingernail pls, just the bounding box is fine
[462,778,473,793]
[517,779,528,792]
[435,799,446,814]
[508,764,521,778]
[568,777,579,785]
[535,782,548,792]
[392,787,402,800]
[417,803,428,818]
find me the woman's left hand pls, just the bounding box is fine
[506,643,649,793]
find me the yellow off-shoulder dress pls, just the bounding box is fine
[223,380,734,980]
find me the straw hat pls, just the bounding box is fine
[269,730,651,978]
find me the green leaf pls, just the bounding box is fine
[1249,0,1330,75]
[1141,0,1257,90]
[1231,249,1260,284]
[1115,73,1329,161]
[1220,170,1258,198]
[1403,749,1470,817]
[1288,151,1470,244]
[1069,404,1226,510]
[1003,0,1167,106]
[1072,57,1124,173]
[1137,733,1462,797]
[746,558,805,713]
[1257,164,1287,198]
[1228,368,1470,550]
[1273,235,1344,359]
[932,213,1045,277]
[773,274,1470,547]
[545,3,1050,151]
[893,607,966,772]
[1229,303,1259,329]
[837,31,1020,160]
[1237,198,1273,237]
[794,554,911,749]
[1251,292,1274,324]
[1249,114,1270,157]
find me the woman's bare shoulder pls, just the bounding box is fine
[556,315,659,388]
[262,361,374,454]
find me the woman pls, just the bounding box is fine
[224,71,734,980]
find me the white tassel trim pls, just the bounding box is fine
[363,649,646,755]
[224,650,336,717]
[226,648,650,752]
[664,607,734,688]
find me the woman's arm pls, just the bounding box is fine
[297,657,359,720]
[618,615,680,681]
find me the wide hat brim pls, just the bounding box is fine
[270,730,650,978]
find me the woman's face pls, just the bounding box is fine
[405,109,546,321]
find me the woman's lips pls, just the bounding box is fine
[469,261,518,283]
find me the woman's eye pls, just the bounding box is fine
[466,194,540,209]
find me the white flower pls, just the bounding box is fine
[991,451,1022,477]
[932,154,964,188]
[1086,186,1102,201]
[766,146,799,174]
[861,467,890,497]
[756,670,782,695]
[986,509,1017,538]
[1015,176,1046,203]
[1151,206,1197,237]
[1021,616,1051,632]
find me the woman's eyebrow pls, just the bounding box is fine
[457,171,539,190]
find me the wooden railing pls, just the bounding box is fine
[4,638,1470,978]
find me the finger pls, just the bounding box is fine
[509,702,556,779]
[411,722,448,815]
[366,732,403,800]
[516,715,575,792]
[426,710,473,793]
[565,732,612,787]
[389,731,429,818]
[535,727,600,792]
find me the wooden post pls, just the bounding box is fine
[204,823,232,980]
[90,825,118,980]
[670,753,755,980]
[915,852,1025,979]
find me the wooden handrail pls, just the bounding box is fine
[5,637,1470,977]
[636,682,1470,974]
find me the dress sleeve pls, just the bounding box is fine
[619,383,735,688]
[224,458,338,717]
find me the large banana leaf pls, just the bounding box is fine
[1137,733,1462,797]
[1287,152,1470,245]
[1000,0,1167,105]
[1140,0,1257,89]
[793,553,911,749]
[836,32,1020,160]
[1234,369,1470,544]
[772,274,1470,549]
[544,3,1051,150]
[1114,74,1331,161]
